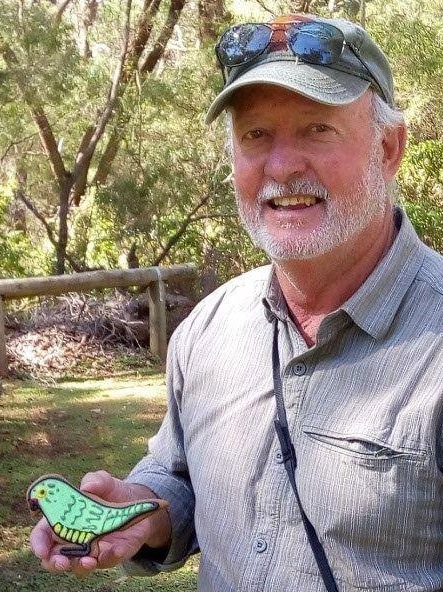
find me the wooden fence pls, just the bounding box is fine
[0,264,197,377]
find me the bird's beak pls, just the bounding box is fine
[28,498,40,513]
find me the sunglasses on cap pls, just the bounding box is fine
[215,17,386,102]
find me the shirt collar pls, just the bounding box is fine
[263,208,426,339]
[342,208,425,339]
[262,266,289,323]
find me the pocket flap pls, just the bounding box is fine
[303,425,426,460]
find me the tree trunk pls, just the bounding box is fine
[72,127,94,205]
[360,0,366,27]
[139,0,187,73]
[92,125,123,186]
[94,0,187,187]
[293,0,316,12]
[198,0,226,42]
[78,0,98,58]
[56,178,73,274]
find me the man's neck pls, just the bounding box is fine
[274,212,397,345]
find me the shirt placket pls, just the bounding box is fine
[236,322,315,592]
[236,436,290,591]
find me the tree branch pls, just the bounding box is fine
[55,0,74,24]
[0,43,68,185]
[152,191,211,266]
[31,103,69,183]
[89,0,161,188]
[86,0,187,190]
[71,126,94,205]
[16,189,84,272]
[72,0,133,176]
[91,124,123,186]
[128,0,161,68]
[253,0,275,15]
[139,0,186,74]
[15,189,57,246]
[0,133,39,163]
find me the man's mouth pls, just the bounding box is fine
[269,195,322,209]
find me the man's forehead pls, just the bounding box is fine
[229,83,372,116]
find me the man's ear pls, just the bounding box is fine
[381,122,407,181]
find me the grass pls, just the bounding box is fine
[0,370,199,592]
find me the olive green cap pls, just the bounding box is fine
[206,16,395,124]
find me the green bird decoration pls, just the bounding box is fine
[27,474,167,557]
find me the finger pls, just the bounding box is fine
[29,518,55,560]
[30,518,75,573]
[41,553,72,573]
[94,539,127,569]
[80,469,114,496]
[71,555,98,577]
[40,546,98,574]
[80,471,145,504]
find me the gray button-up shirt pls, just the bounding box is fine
[127,209,443,591]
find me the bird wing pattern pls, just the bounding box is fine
[60,494,106,532]
[57,497,158,534]
[60,495,87,527]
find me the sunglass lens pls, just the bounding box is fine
[217,24,271,67]
[287,22,344,65]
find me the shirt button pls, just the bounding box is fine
[254,538,268,553]
[275,451,284,464]
[293,361,307,376]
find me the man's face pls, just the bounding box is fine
[230,85,392,261]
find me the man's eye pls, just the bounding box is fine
[244,129,266,140]
[309,124,334,133]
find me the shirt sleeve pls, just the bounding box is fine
[124,323,199,574]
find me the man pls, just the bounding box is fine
[30,12,443,591]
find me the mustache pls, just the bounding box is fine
[257,179,329,203]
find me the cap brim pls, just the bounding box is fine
[205,61,371,124]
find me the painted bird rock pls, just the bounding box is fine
[27,474,167,557]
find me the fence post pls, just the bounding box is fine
[0,297,8,378]
[148,278,167,362]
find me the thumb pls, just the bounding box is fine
[80,471,156,505]
[80,470,122,500]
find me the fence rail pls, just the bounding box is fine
[0,264,197,377]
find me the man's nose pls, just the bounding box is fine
[263,139,308,184]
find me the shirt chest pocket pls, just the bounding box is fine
[297,425,440,590]
[302,426,426,463]
[299,424,429,502]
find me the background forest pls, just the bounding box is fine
[1,0,443,285]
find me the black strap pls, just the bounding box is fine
[272,319,339,592]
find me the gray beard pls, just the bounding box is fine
[234,148,390,261]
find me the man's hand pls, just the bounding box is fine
[29,470,171,577]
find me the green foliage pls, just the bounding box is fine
[398,140,443,251]
[92,45,268,280]
[1,3,83,106]
[362,1,443,251]
[0,181,50,277]
[368,1,443,139]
